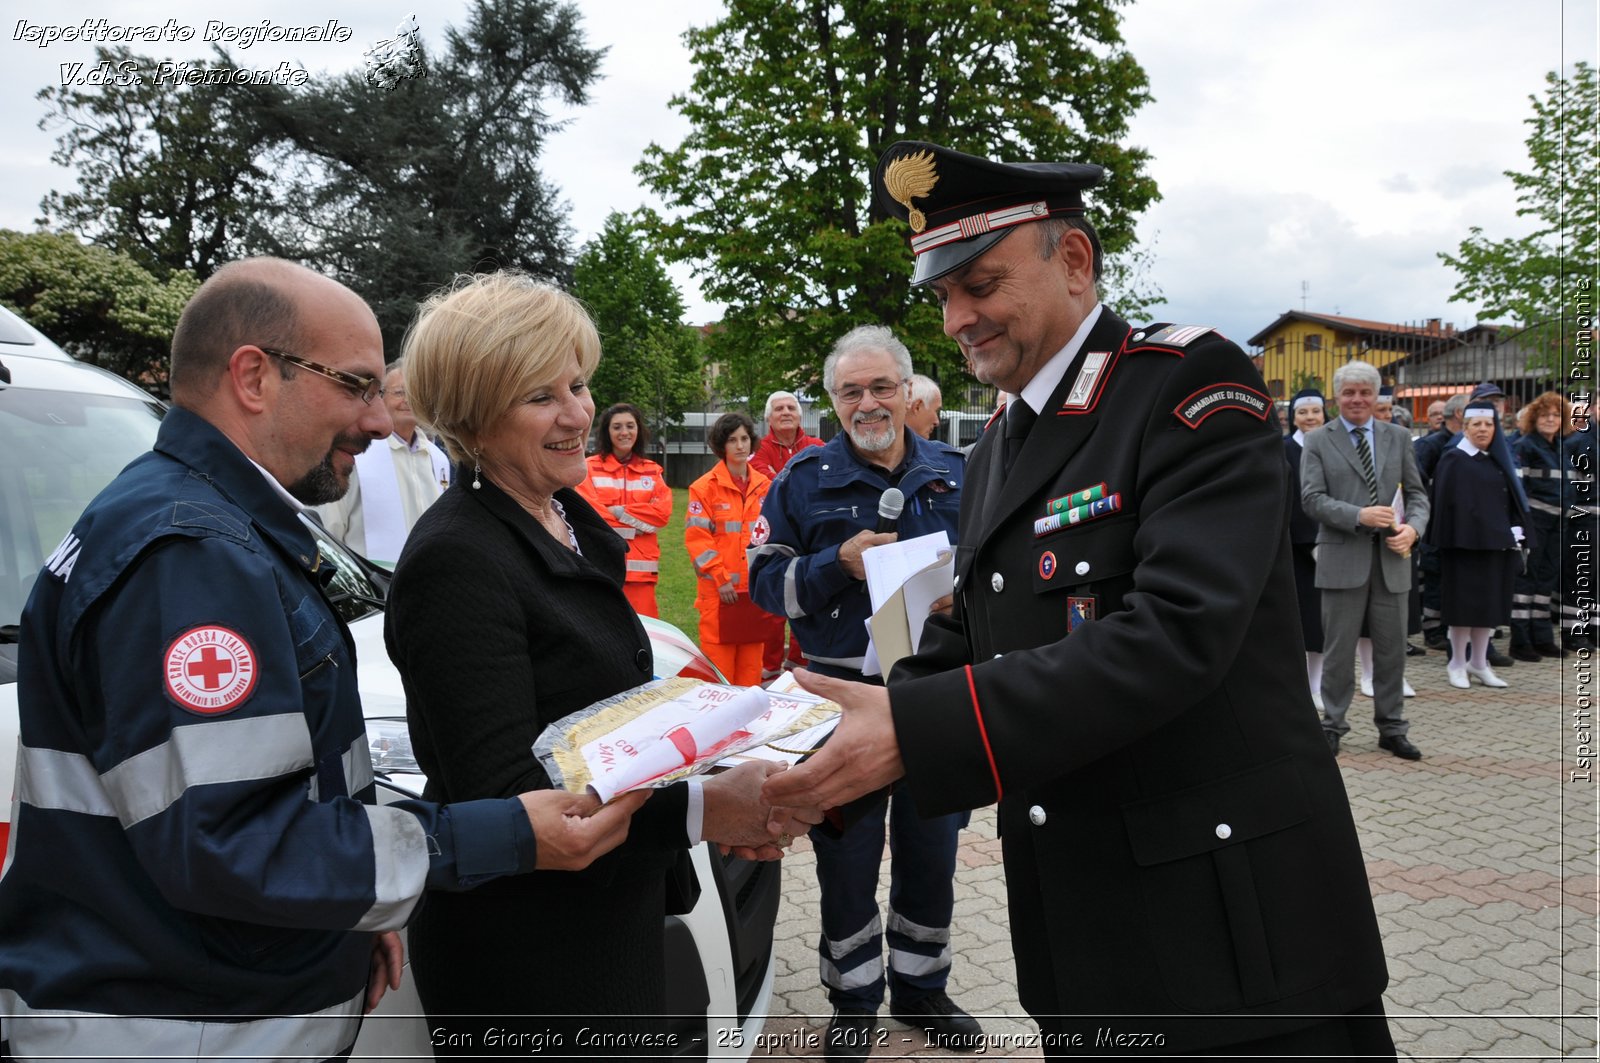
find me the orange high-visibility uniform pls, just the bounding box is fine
[576,452,673,617]
[684,461,776,685]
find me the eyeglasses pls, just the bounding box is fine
[260,347,385,405]
[831,379,906,404]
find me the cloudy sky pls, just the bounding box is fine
[1,0,1594,351]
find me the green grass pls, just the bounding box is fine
[656,486,701,638]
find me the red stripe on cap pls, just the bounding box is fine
[965,664,1002,802]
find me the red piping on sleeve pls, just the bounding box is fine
[965,664,1002,802]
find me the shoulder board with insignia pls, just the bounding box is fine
[1126,323,1218,352]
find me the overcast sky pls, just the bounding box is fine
[2,0,1594,352]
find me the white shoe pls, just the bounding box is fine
[1447,666,1470,690]
[1466,665,1508,688]
[1358,676,1374,698]
[1403,679,1416,697]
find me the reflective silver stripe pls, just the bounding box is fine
[590,476,626,489]
[824,914,883,959]
[821,954,883,992]
[310,735,374,802]
[0,985,363,1060]
[14,745,116,818]
[1520,468,1561,478]
[19,715,314,828]
[694,549,719,569]
[687,516,715,531]
[1529,497,1561,514]
[806,652,867,670]
[625,559,660,574]
[623,479,656,491]
[355,804,429,931]
[888,908,950,944]
[620,512,662,534]
[1511,609,1532,618]
[890,945,953,977]
[613,525,638,540]
[722,521,744,533]
[782,557,805,618]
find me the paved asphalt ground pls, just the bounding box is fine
[754,644,1599,1060]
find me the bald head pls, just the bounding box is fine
[169,258,372,407]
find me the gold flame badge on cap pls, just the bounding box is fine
[882,149,939,232]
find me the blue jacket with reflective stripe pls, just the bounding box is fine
[0,407,532,1033]
[748,429,963,676]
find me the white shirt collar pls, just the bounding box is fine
[389,431,429,454]
[1016,303,1104,416]
[1338,415,1372,438]
[248,457,308,513]
[1292,428,1307,446]
[1455,436,1485,456]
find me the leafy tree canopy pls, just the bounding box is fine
[637,0,1162,401]
[0,230,198,393]
[37,45,284,279]
[1440,61,1597,367]
[573,212,707,449]
[35,0,604,357]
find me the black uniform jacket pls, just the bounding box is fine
[1285,432,1320,545]
[888,310,1388,1049]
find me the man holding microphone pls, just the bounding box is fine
[748,324,978,1059]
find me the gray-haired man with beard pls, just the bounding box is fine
[749,325,976,1060]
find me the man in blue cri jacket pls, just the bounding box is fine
[0,259,649,1062]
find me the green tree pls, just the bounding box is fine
[238,0,605,349]
[573,212,707,452]
[36,46,286,279]
[0,230,198,393]
[1440,62,1598,366]
[636,0,1161,399]
[1290,370,1326,396]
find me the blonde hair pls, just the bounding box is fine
[402,271,601,464]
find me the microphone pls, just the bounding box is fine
[875,487,905,534]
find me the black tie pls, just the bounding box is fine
[1004,400,1036,477]
[1352,428,1379,505]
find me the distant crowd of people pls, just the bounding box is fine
[1283,369,1595,760]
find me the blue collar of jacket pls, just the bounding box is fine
[812,427,961,491]
[152,405,322,575]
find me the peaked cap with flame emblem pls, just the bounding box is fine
[873,140,1104,285]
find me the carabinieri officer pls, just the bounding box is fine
[765,141,1396,1059]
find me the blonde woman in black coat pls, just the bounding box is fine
[385,272,817,1055]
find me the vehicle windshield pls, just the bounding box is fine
[0,386,165,646]
[0,383,384,676]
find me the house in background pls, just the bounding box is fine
[1249,311,1562,419]
[1248,311,1459,405]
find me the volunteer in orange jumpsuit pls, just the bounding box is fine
[685,412,779,685]
[750,391,821,679]
[577,402,672,616]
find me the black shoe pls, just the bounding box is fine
[1510,644,1544,662]
[891,991,983,1050]
[1378,735,1423,761]
[1424,634,1449,651]
[1405,641,1427,656]
[1326,731,1340,756]
[826,1010,879,1063]
[1535,643,1569,658]
[1487,645,1514,667]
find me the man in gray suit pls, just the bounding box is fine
[1302,361,1430,759]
